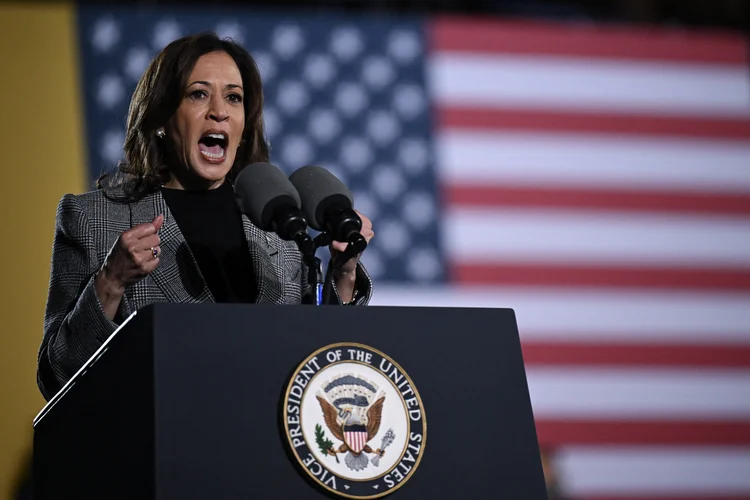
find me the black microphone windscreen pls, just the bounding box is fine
[234,162,301,231]
[288,165,353,231]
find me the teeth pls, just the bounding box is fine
[201,148,225,160]
[206,133,226,140]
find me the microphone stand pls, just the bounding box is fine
[311,233,331,306]
[294,231,367,306]
[293,232,325,306]
[304,254,324,305]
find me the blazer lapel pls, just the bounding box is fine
[241,215,286,303]
[130,191,214,304]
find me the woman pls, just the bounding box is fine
[38,33,374,401]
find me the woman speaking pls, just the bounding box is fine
[37,33,374,401]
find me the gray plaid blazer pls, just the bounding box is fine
[38,186,372,401]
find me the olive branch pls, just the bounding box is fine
[315,424,340,463]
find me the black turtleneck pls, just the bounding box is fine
[161,182,257,303]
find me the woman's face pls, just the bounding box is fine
[165,51,246,189]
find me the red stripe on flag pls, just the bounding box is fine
[536,420,750,446]
[439,107,750,140]
[431,17,749,64]
[521,342,750,368]
[452,264,750,290]
[444,185,750,216]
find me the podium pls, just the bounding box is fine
[33,304,546,499]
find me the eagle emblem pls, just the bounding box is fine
[316,374,395,472]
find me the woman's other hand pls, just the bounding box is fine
[330,210,374,302]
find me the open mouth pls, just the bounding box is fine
[198,132,228,163]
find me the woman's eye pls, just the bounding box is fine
[189,90,207,100]
[228,93,243,103]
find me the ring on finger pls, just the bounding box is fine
[150,246,159,260]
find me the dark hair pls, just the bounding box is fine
[98,32,269,200]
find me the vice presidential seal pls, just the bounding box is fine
[283,343,426,499]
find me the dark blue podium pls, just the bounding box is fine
[32,304,546,499]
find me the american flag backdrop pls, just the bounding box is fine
[77,6,750,499]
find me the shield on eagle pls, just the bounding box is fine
[344,425,369,454]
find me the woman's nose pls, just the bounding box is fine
[208,96,229,121]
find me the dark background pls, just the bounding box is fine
[78,0,750,31]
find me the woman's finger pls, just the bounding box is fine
[330,241,348,253]
[132,234,161,252]
[125,220,160,239]
[140,250,161,274]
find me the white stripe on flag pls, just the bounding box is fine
[527,368,750,419]
[369,286,750,343]
[557,446,750,496]
[437,131,750,192]
[444,208,750,267]
[430,53,750,116]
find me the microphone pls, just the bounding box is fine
[234,162,314,257]
[288,165,367,257]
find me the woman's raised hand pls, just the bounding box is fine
[94,215,164,318]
